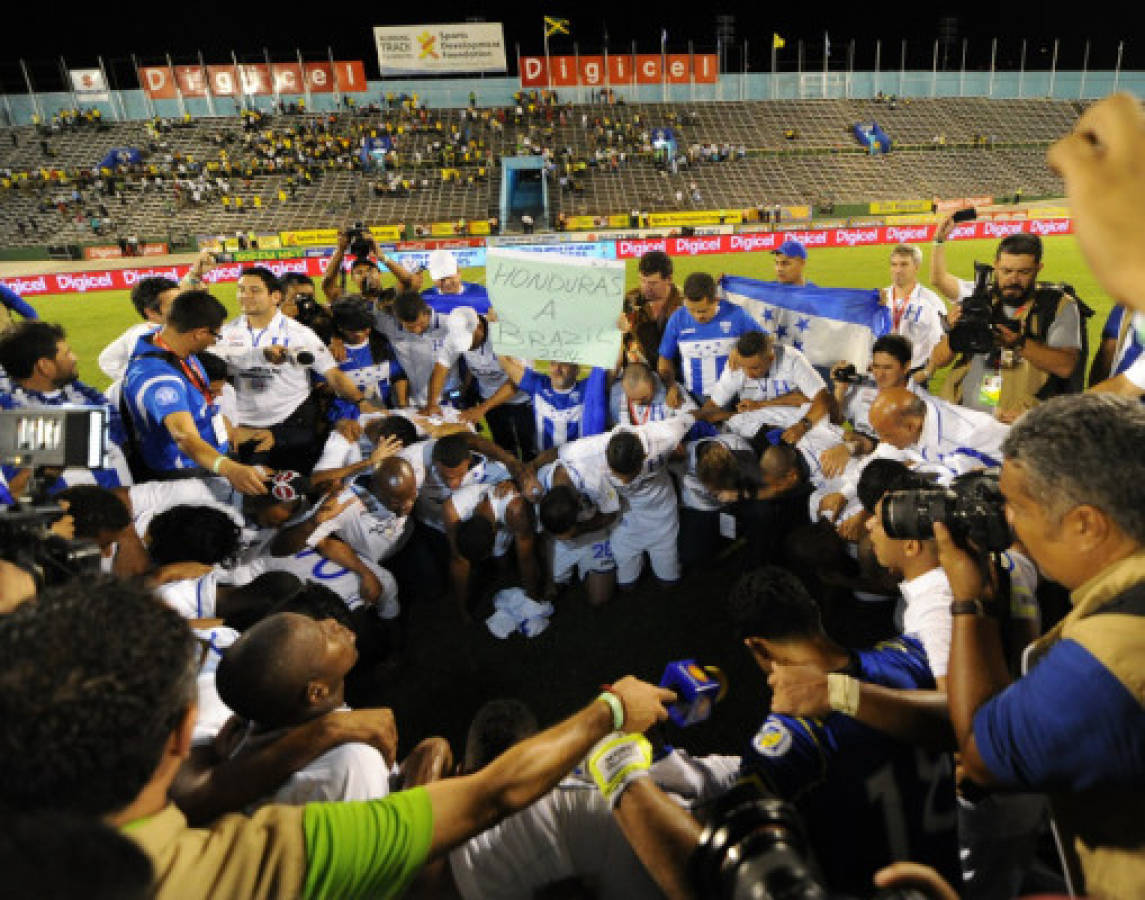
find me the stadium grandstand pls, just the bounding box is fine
[0,97,1080,247]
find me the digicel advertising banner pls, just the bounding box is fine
[139,61,367,98]
[520,53,717,87]
[2,221,1073,297]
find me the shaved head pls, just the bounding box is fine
[374,456,418,516]
[869,388,927,448]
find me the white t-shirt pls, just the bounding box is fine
[416,441,511,532]
[98,322,158,381]
[709,345,825,408]
[437,311,527,404]
[899,567,954,679]
[214,311,337,427]
[191,624,239,745]
[448,481,520,558]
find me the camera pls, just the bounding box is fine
[690,781,928,899]
[210,251,235,264]
[881,470,1011,552]
[0,505,102,588]
[948,262,997,355]
[344,221,372,260]
[291,349,316,366]
[832,364,865,385]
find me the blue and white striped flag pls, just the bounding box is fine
[720,276,891,369]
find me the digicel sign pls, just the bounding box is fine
[138,61,367,98]
[521,53,717,87]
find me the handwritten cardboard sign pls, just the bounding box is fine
[486,248,625,368]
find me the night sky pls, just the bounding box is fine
[5,3,1136,91]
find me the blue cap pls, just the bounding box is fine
[773,240,807,260]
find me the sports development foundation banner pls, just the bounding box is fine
[374,23,508,75]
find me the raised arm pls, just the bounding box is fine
[928,217,963,302]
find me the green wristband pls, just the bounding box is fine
[597,691,625,731]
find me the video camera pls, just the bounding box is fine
[832,364,866,385]
[880,470,1011,552]
[0,408,107,586]
[690,781,929,899]
[344,221,373,260]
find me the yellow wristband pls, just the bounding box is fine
[211,455,227,474]
[826,672,861,717]
[597,691,625,731]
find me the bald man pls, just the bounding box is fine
[217,613,400,808]
[609,363,696,426]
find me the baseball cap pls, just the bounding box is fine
[773,240,807,260]
[428,249,459,281]
[447,306,481,345]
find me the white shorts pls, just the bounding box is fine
[611,512,680,586]
[551,529,616,584]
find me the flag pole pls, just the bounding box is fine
[167,53,187,118]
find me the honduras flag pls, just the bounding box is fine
[720,276,891,370]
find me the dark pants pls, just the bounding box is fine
[239,393,325,474]
[678,506,733,571]
[385,520,449,605]
[484,401,536,461]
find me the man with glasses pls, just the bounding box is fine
[121,290,269,494]
[926,224,1085,421]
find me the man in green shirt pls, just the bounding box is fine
[0,578,675,900]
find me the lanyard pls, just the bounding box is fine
[152,334,212,406]
[246,314,287,347]
[627,398,652,425]
[889,286,912,332]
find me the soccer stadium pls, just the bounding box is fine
[2,10,1145,899]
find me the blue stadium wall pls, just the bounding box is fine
[2,71,1143,125]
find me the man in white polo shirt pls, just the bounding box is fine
[883,243,946,372]
[213,267,374,471]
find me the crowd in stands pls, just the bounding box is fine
[1,92,1145,899]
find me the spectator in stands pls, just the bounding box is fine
[882,244,946,372]
[622,250,683,368]
[773,239,809,286]
[927,226,1084,422]
[98,277,179,381]
[0,576,675,899]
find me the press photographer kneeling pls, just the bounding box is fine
[937,393,1145,899]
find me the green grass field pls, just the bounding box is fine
[29,234,1112,393]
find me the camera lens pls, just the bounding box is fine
[881,488,953,541]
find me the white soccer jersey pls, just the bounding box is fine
[214,311,337,427]
[679,433,755,511]
[883,284,946,370]
[438,313,527,404]
[415,441,510,532]
[708,344,826,408]
[448,482,519,558]
[377,309,455,406]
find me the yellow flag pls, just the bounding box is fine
[773,33,786,50]
[544,16,570,37]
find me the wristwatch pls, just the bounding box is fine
[950,598,989,617]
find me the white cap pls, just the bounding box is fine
[428,249,459,281]
[447,306,480,343]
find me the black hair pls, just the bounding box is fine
[3,812,154,900]
[167,290,228,333]
[736,330,770,358]
[725,566,823,642]
[871,334,913,368]
[148,504,241,567]
[367,414,419,447]
[463,698,539,772]
[432,433,470,468]
[196,350,228,383]
[856,459,928,514]
[54,486,130,539]
[456,516,496,564]
[0,577,198,816]
[539,485,580,535]
[216,613,313,727]
[393,291,429,324]
[241,265,281,294]
[129,276,178,320]
[331,296,375,333]
[683,272,717,302]
[637,250,673,279]
[606,431,646,478]
[280,272,315,289]
[0,321,65,380]
[996,233,1043,264]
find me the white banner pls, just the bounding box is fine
[70,68,108,100]
[374,23,507,75]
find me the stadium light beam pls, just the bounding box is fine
[1048,39,1059,97]
[1080,40,1090,98]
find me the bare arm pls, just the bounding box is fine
[314,536,382,605]
[496,354,526,386]
[163,410,268,495]
[324,367,369,405]
[421,362,451,415]
[321,233,349,302]
[379,253,418,292]
[928,218,963,301]
[612,779,702,900]
[505,494,540,597]
[1013,339,1080,380]
[1090,372,1145,397]
[422,678,675,857]
[1088,336,1118,387]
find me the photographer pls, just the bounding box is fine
[321,228,416,305]
[926,226,1085,422]
[938,394,1145,898]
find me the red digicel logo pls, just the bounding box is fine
[670,236,724,256]
[54,272,115,293]
[730,233,779,252]
[983,221,1026,238]
[886,225,933,243]
[1,276,48,295]
[833,228,881,247]
[1028,218,1072,236]
[782,231,830,247]
[616,239,668,259]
